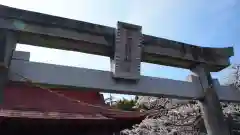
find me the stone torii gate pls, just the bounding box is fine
[0,5,239,135]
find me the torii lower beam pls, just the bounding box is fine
[9,59,240,103]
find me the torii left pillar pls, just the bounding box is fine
[0,30,17,103]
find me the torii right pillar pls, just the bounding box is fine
[191,65,230,135]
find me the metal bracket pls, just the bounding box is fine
[111,22,142,80]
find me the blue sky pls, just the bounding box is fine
[1,0,239,100]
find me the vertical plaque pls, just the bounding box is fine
[111,22,142,80]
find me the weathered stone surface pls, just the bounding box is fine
[0,4,233,71]
[111,22,142,80]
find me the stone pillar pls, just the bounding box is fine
[191,65,230,135]
[0,30,17,103]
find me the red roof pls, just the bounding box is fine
[0,83,144,121]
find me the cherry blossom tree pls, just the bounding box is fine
[121,65,240,135]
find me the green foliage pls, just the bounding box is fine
[112,97,137,111]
